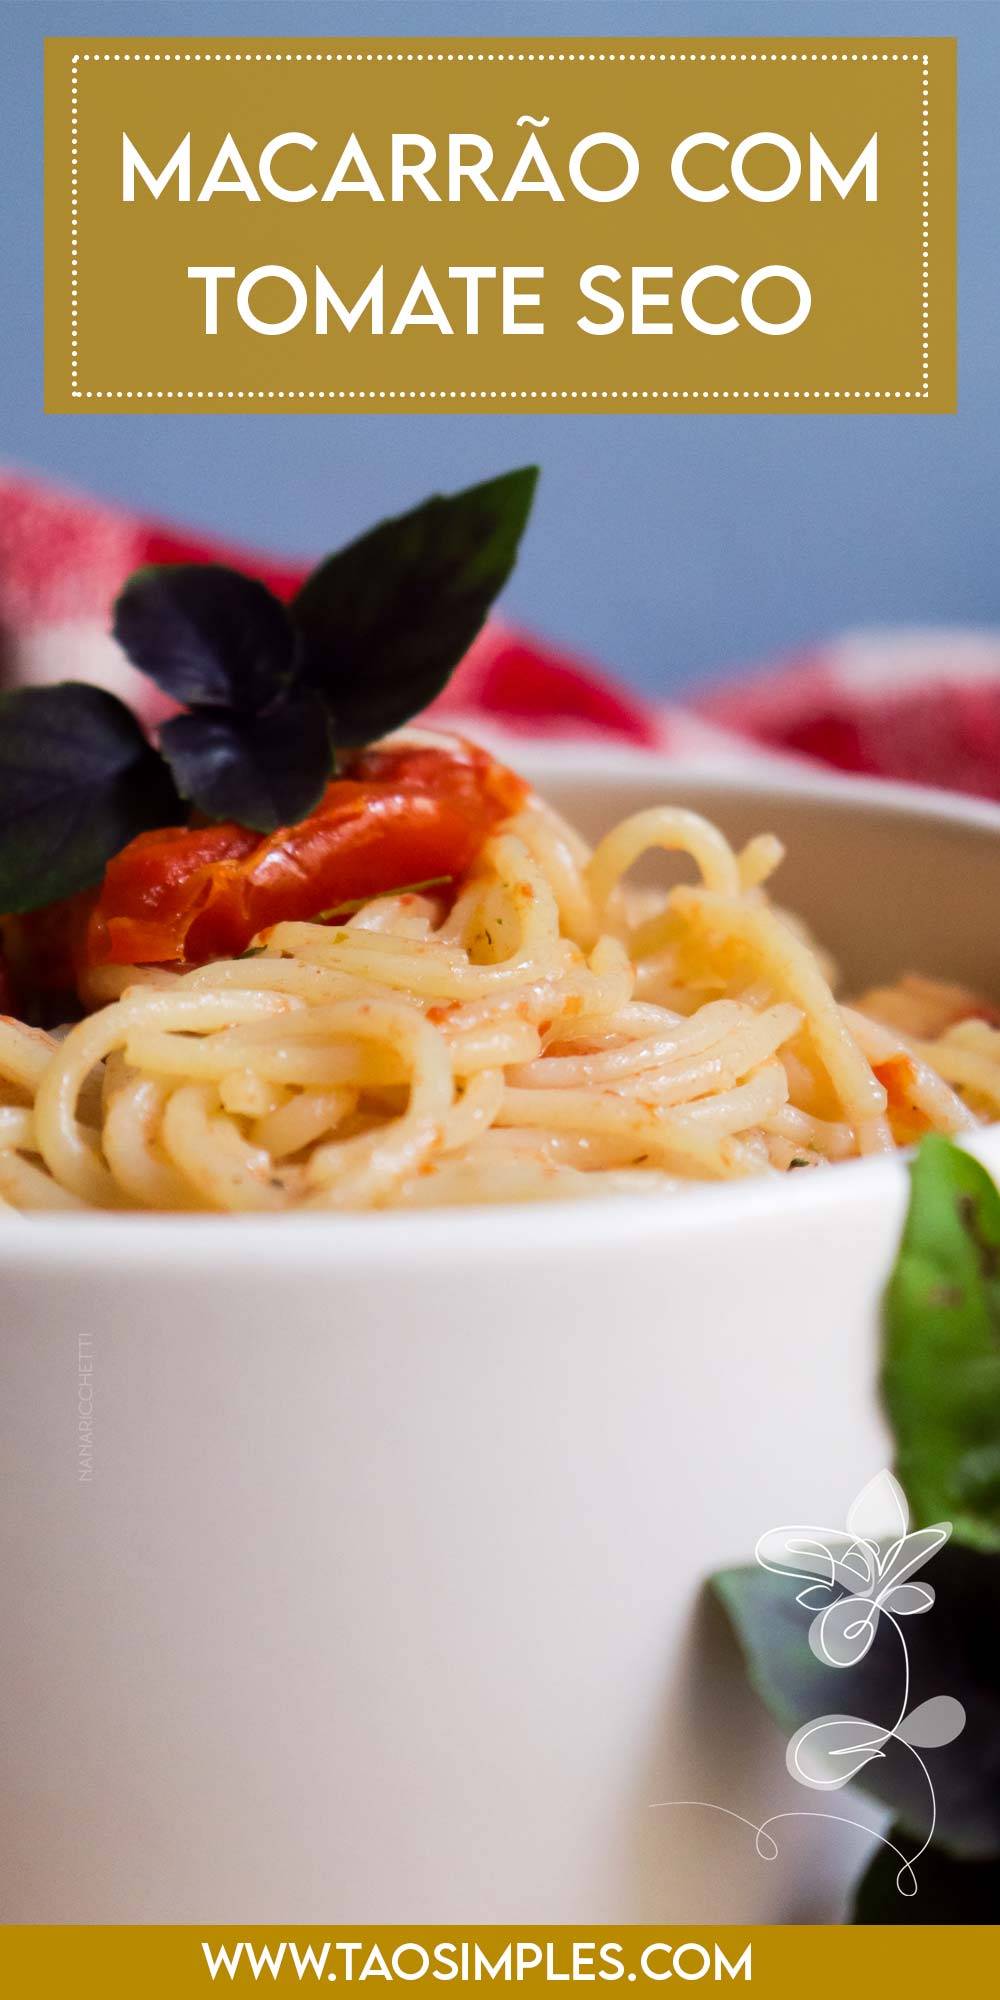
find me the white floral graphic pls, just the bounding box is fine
[786,1695,965,1793]
[657,1470,966,1900]
[756,1470,949,1670]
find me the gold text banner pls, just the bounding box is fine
[0,1925,996,1993]
[44,37,956,412]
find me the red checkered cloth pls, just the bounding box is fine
[3,466,1000,799]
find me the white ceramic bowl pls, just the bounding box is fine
[3,758,1000,1925]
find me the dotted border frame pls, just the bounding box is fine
[67,46,933,406]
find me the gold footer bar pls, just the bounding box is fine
[0,1926,994,1995]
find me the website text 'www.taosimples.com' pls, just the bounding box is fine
[199,1939,752,1987]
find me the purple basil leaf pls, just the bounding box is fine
[0,683,180,912]
[159,686,333,833]
[114,564,296,712]
[291,466,539,745]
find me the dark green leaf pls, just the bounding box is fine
[114,564,296,712]
[292,467,539,745]
[884,1134,1000,1551]
[159,685,333,833]
[0,684,180,911]
[853,1822,1000,1921]
[714,1550,1000,1858]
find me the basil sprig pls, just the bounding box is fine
[0,466,537,914]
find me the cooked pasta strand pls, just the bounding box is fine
[0,791,995,1215]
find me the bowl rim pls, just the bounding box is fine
[3,751,1000,1270]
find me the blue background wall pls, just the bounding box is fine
[2,1,995,696]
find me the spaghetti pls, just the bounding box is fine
[0,780,996,1214]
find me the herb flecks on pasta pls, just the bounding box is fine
[1,767,997,1215]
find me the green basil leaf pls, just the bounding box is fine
[884,1135,1000,1551]
[714,1547,1000,1859]
[159,685,333,833]
[0,684,180,913]
[316,876,452,921]
[853,1823,1000,1922]
[292,466,539,745]
[114,564,296,712]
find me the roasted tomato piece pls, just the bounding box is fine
[80,739,527,970]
